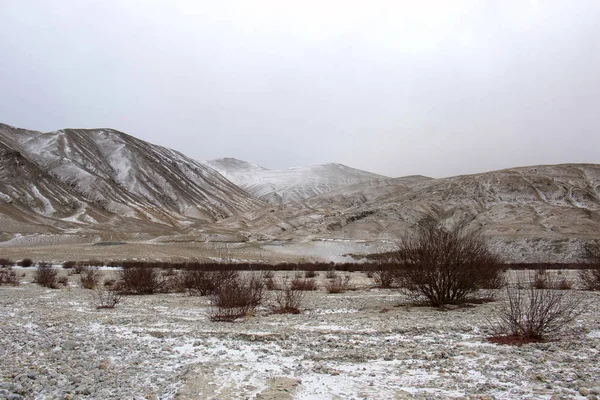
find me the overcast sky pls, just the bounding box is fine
[1,1,599,178]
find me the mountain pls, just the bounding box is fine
[205,157,388,204]
[0,123,264,237]
[225,163,600,262]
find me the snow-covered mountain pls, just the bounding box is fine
[205,157,388,204]
[0,123,264,235]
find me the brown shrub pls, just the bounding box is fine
[290,278,318,291]
[33,262,58,288]
[0,258,13,267]
[325,274,351,294]
[272,282,305,314]
[92,286,122,309]
[58,276,69,286]
[209,273,265,322]
[182,269,238,296]
[393,214,504,306]
[580,241,600,290]
[0,266,20,286]
[488,274,588,342]
[19,258,33,268]
[117,266,161,295]
[80,266,102,289]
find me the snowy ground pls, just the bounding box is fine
[1,270,599,400]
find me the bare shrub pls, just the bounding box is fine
[80,266,102,289]
[182,269,238,296]
[58,276,69,287]
[93,286,122,309]
[579,241,600,290]
[0,258,13,267]
[62,261,77,269]
[304,270,318,278]
[19,258,33,268]
[325,274,351,294]
[489,274,588,342]
[265,277,279,291]
[0,266,20,286]
[373,269,397,288]
[117,266,161,295]
[209,273,265,322]
[532,270,572,290]
[393,214,503,306]
[272,280,305,314]
[325,269,337,279]
[33,262,58,289]
[290,278,318,291]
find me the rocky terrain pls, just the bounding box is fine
[1,269,599,399]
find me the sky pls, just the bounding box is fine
[1,0,599,178]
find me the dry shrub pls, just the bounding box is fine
[489,274,588,342]
[532,270,572,290]
[272,280,305,314]
[290,278,318,291]
[265,277,279,290]
[62,261,77,269]
[210,273,265,322]
[33,262,58,288]
[117,266,161,295]
[393,214,504,307]
[0,266,19,286]
[325,269,337,279]
[373,269,398,288]
[93,286,122,309]
[58,276,69,287]
[304,270,318,278]
[579,241,600,290]
[80,266,102,289]
[19,258,33,268]
[325,274,351,294]
[182,269,238,296]
[579,268,600,290]
[0,258,13,267]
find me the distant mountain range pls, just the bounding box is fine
[1,122,599,263]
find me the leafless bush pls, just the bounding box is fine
[80,266,102,289]
[304,270,318,278]
[117,266,162,295]
[62,261,77,269]
[393,214,504,306]
[92,286,122,309]
[290,278,318,291]
[58,276,69,287]
[209,273,265,322]
[265,277,279,290]
[33,262,59,288]
[325,269,337,279]
[579,241,600,290]
[373,269,398,288]
[489,274,588,342]
[19,258,33,268]
[182,269,238,296]
[0,258,13,267]
[263,270,275,279]
[532,270,572,290]
[325,274,351,294]
[0,266,19,286]
[272,280,305,314]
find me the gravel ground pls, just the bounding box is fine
[1,270,599,400]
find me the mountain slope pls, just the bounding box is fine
[0,123,264,232]
[205,158,388,204]
[223,164,600,262]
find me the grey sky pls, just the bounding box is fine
[1,1,599,178]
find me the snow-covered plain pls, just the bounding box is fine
[1,270,599,400]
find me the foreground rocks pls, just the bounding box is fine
[1,271,599,399]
